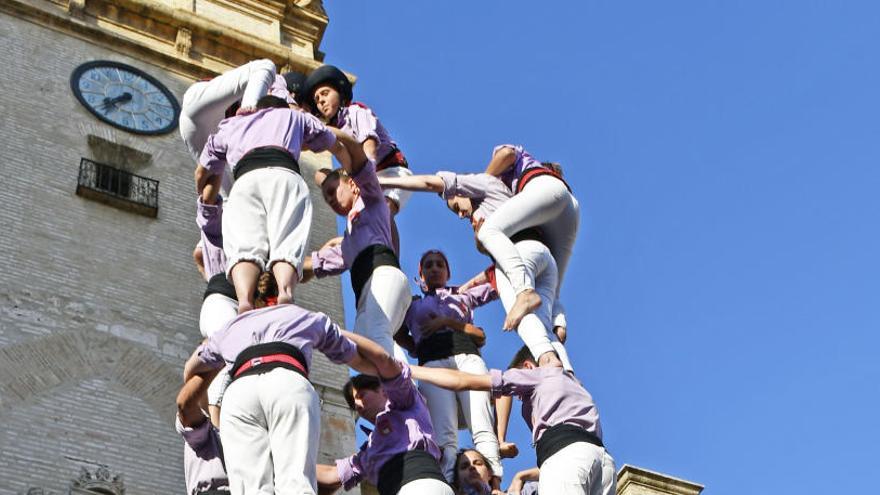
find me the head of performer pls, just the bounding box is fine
[343,374,386,424]
[419,250,451,291]
[446,196,475,219]
[302,65,353,123]
[509,345,539,370]
[317,168,359,216]
[453,449,495,495]
[282,71,307,109]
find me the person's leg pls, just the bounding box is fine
[419,357,460,482]
[494,266,558,365]
[219,377,274,494]
[596,449,617,495]
[378,166,414,255]
[264,368,320,495]
[206,366,231,427]
[538,442,602,495]
[523,240,573,371]
[199,293,238,338]
[352,266,411,356]
[223,173,269,312]
[455,353,503,479]
[397,478,455,495]
[538,187,579,337]
[265,169,313,305]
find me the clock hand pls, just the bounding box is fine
[100,92,133,111]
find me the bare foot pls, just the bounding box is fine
[503,289,541,330]
[237,301,254,314]
[537,351,563,368]
[277,293,293,305]
[499,441,519,459]
[554,325,567,344]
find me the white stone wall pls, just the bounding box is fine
[0,12,354,494]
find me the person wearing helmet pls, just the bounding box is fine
[301,64,413,253]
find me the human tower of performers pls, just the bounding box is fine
[177,60,615,495]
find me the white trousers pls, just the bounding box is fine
[222,168,312,276]
[180,59,277,196]
[199,293,237,406]
[538,442,616,495]
[353,265,411,360]
[419,354,502,481]
[220,368,320,495]
[397,478,455,495]
[494,240,573,371]
[478,175,579,328]
[377,165,414,211]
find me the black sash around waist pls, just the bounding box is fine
[350,244,400,305]
[376,450,447,495]
[535,423,604,468]
[203,273,237,301]
[416,330,481,365]
[233,146,300,181]
[230,342,309,383]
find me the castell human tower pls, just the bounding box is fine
[0,1,356,493]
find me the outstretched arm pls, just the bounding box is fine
[378,174,445,193]
[484,146,517,177]
[410,365,492,391]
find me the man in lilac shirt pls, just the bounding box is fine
[183,303,392,495]
[410,347,616,495]
[195,95,350,314]
[316,359,454,495]
[176,370,229,494]
[301,140,410,360]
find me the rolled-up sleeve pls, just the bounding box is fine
[195,340,225,370]
[490,368,541,398]
[311,246,347,278]
[199,132,228,175]
[196,197,223,243]
[301,113,336,152]
[315,314,358,364]
[437,171,491,200]
[347,105,381,143]
[460,282,497,309]
[336,453,364,491]
[382,361,417,411]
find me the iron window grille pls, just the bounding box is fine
[76,158,159,217]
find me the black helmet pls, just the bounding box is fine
[282,71,307,102]
[302,65,353,110]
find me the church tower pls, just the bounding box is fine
[0,1,355,493]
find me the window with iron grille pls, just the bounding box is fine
[76,158,159,217]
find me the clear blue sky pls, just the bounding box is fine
[318,2,880,493]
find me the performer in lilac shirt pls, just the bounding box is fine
[301,64,414,252]
[175,367,229,494]
[301,141,410,360]
[394,250,503,484]
[183,303,390,495]
[316,359,454,495]
[195,95,350,314]
[410,346,616,495]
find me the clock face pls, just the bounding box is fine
[71,60,180,135]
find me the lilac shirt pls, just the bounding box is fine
[195,304,357,370]
[403,284,497,346]
[176,416,228,495]
[490,366,602,446]
[493,144,543,192]
[335,362,441,490]
[436,171,513,222]
[311,160,394,276]
[336,103,397,162]
[196,197,226,279]
[199,108,336,175]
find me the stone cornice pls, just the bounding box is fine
[617,465,704,495]
[1,0,332,79]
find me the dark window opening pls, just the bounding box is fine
[76,157,159,217]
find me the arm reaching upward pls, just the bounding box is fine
[378,174,445,193]
[177,370,219,427]
[331,128,369,176]
[410,365,492,391]
[484,145,517,177]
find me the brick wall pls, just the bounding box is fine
[0,12,355,494]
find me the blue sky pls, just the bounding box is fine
[318,2,880,493]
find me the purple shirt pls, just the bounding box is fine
[493,144,543,192]
[269,74,296,104]
[490,366,602,446]
[199,108,336,175]
[436,171,513,222]
[403,284,497,346]
[176,416,228,495]
[335,362,441,490]
[196,197,226,279]
[195,304,357,370]
[336,103,397,162]
[311,160,393,276]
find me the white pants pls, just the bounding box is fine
[223,168,312,276]
[220,368,320,495]
[538,442,616,495]
[478,175,579,328]
[199,293,237,406]
[494,240,573,371]
[397,477,455,495]
[353,265,411,359]
[180,59,277,196]
[419,354,502,481]
[377,165,414,211]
